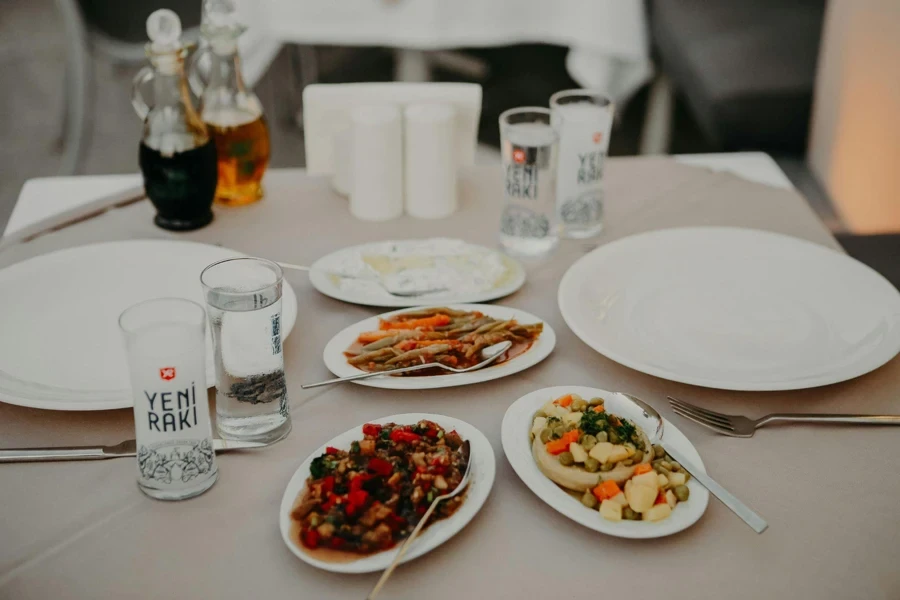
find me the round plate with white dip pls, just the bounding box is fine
[308,238,526,307]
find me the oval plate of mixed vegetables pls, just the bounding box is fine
[279,413,496,573]
[322,304,556,390]
[501,386,709,539]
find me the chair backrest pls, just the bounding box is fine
[302,83,483,175]
[76,0,201,44]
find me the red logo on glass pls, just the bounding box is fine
[159,367,176,381]
[593,132,603,144]
[512,148,526,164]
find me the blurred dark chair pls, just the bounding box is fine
[54,0,201,175]
[641,0,826,155]
[836,234,900,291]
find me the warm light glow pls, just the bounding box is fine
[809,0,900,233]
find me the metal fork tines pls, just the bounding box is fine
[668,396,900,438]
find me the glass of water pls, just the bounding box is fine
[550,90,615,238]
[498,107,559,257]
[201,257,291,443]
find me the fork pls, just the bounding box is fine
[668,396,900,438]
[366,440,472,600]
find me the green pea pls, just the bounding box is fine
[589,397,606,406]
[571,398,588,412]
[566,422,578,432]
[674,485,690,502]
[632,450,644,463]
[608,431,620,444]
[539,429,552,444]
[581,435,597,451]
[623,507,639,520]
[653,444,665,459]
[600,462,614,472]
[581,491,598,509]
[670,461,682,472]
[584,458,600,472]
[558,452,575,466]
[595,431,608,443]
[552,425,566,438]
[621,459,633,467]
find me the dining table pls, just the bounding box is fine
[1,156,899,600]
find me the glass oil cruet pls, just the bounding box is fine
[191,0,271,206]
[132,9,218,231]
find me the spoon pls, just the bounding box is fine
[301,341,512,389]
[367,440,472,600]
[276,262,449,297]
[619,392,769,534]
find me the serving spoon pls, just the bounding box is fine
[367,440,472,600]
[300,341,512,389]
[276,262,449,298]
[620,392,768,534]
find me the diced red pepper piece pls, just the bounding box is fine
[344,502,358,517]
[302,529,320,548]
[421,480,431,492]
[424,428,439,439]
[367,457,393,476]
[349,473,372,493]
[320,475,335,495]
[431,465,447,476]
[415,505,427,516]
[389,429,421,444]
[348,489,369,508]
[386,513,407,531]
[325,446,340,455]
[362,423,383,437]
[321,495,340,512]
[329,537,344,549]
[415,465,427,474]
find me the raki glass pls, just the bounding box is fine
[550,89,615,239]
[119,298,218,501]
[201,257,291,443]
[498,107,560,258]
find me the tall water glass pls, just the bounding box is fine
[119,298,218,501]
[201,257,291,443]
[550,90,615,238]
[498,107,560,257]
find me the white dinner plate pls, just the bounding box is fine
[279,413,496,574]
[558,227,900,391]
[308,239,526,307]
[322,304,555,390]
[502,386,709,539]
[0,240,298,411]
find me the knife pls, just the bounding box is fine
[0,438,267,463]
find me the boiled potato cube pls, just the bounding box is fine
[531,417,547,438]
[607,445,630,464]
[600,499,623,521]
[665,490,677,508]
[541,400,557,415]
[610,492,628,507]
[667,472,686,487]
[643,503,672,522]
[631,471,660,490]
[589,442,614,464]
[623,443,636,458]
[563,411,584,427]
[625,483,657,513]
[569,442,588,463]
[657,473,669,488]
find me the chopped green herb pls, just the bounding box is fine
[579,410,609,436]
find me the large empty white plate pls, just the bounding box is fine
[0,240,298,411]
[558,227,900,391]
[280,413,495,574]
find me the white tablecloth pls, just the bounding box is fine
[240,0,652,102]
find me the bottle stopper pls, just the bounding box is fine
[146,9,183,53]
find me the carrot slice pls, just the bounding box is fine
[592,480,621,502]
[545,429,580,455]
[633,463,653,476]
[379,314,452,331]
[358,330,396,343]
[554,394,574,408]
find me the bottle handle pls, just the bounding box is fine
[188,46,211,98]
[131,66,155,121]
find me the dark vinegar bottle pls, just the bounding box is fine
[132,10,218,231]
